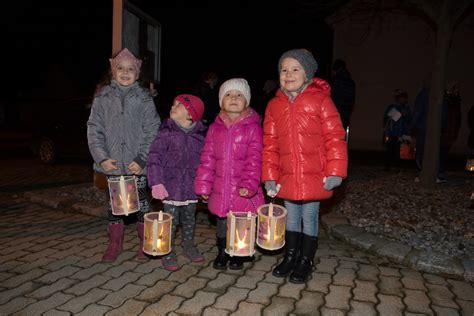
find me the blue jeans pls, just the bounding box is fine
[284,200,320,237]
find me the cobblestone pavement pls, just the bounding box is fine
[1,197,473,316]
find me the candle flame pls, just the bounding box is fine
[236,229,248,250]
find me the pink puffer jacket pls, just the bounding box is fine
[195,108,265,217]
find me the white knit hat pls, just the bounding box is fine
[218,78,251,107]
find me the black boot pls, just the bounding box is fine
[289,234,318,284]
[229,255,244,270]
[213,237,228,270]
[272,231,300,277]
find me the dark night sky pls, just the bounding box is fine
[4,1,335,107]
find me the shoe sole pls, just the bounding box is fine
[272,270,291,278]
[213,264,227,270]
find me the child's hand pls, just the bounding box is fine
[100,159,118,172]
[239,188,248,197]
[264,181,281,197]
[201,195,209,201]
[152,184,169,200]
[323,176,343,190]
[128,161,142,175]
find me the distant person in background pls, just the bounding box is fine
[87,48,161,262]
[255,79,278,118]
[331,59,356,130]
[193,71,219,125]
[468,104,474,156]
[383,89,412,172]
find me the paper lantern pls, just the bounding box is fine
[108,175,139,216]
[225,211,256,257]
[466,159,474,172]
[256,203,287,251]
[143,211,173,256]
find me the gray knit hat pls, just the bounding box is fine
[278,49,318,80]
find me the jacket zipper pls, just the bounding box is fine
[289,98,300,198]
[223,125,233,213]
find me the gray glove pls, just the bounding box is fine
[264,181,281,197]
[323,176,342,190]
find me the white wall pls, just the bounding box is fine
[332,14,474,154]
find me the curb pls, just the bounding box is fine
[23,183,107,219]
[321,211,474,283]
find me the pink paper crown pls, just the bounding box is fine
[109,48,142,74]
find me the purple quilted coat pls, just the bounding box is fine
[147,118,207,201]
[195,108,265,218]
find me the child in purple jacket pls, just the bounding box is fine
[195,78,265,270]
[147,94,207,271]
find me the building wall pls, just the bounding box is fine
[332,13,474,154]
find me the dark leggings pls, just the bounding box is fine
[107,175,150,223]
[163,203,197,244]
[216,216,227,239]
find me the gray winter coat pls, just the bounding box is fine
[87,81,161,175]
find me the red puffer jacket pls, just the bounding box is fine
[262,78,348,201]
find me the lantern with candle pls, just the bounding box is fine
[107,175,140,216]
[225,211,256,257]
[143,211,173,256]
[466,159,474,172]
[256,203,287,251]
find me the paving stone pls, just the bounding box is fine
[166,265,199,282]
[320,307,345,316]
[374,241,412,264]
[307,272,332,293]
[251,255,277,272]
[456,299,474,315]
[431,305,460,316]
[203,307,231,316]
[104,298,149,316]
[175,291,219,315]
[100,271,142,291]
[379,276,403,297]
[197,265,222,279]
[348,301,376,316]
[234,269,265,289]
[2,268,47,288]
[324,285,351,310]
[36,266,82,284]
[415,251,464,277]
[73,253,103,268]
[426,283,458,309]
[423,273,449,285]
[353,280,377,303]
[57,288,110,314]
[376,294,404,315]
[262,296,295,316]
[278,282,305,300]
[400,270,426,291]
[172,276,209,298]
[136,280,179,302]
[0,260,23,273]
[26,278,78,300]
[42,308,72,316]
[102,261,139,278]
[379,267,400,277]
[133,259,162,274]
[213,287,249,311]
[44,255,83,271]
[75,303,112,316]
[17,292,74,315]
[99,284,146,308]
[231,301,265,315]
[13,257,57,274]
[315,258,338,274]
[447,279,474,301]
[0,296,37,315]
[338,260,358,270]
[78,244,107,258]
[333,268,356,287]
[262,270,287,285]
[63,274,110,296]
[20,248,61,262]
[205,273,237,294]
[135,267,171,286]
[247,282,279,305]
[294,291,324,315]
[0,281,37,305]
[404,289,433,315]
[69,263,110,281]
[357,264,379,282]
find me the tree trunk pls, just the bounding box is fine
[419,3,452,188]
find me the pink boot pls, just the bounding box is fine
[102,222,124,263]
[136,222,147,260]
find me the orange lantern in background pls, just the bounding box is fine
[143,211,172,256]
[108,175,139,216]
[225,211,256,257]
[257,203,287,251]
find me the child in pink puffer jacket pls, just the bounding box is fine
[195,78,264,270]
